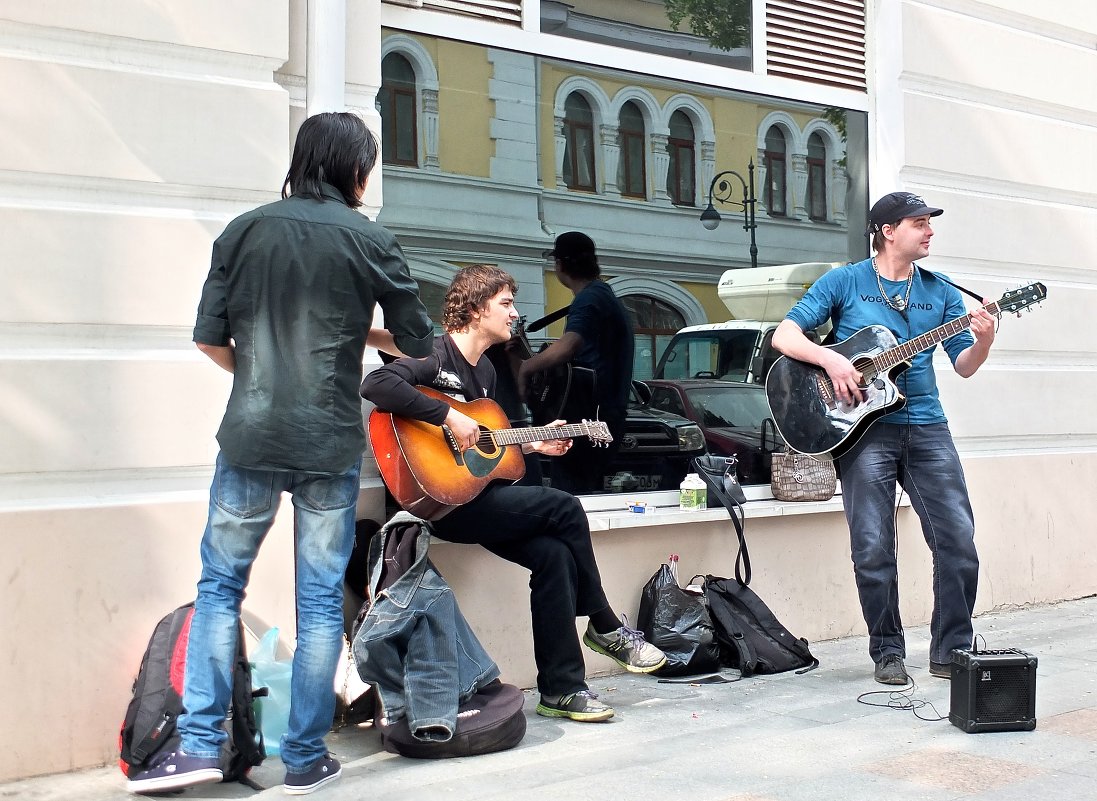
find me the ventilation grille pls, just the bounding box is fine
[396,0,522,24]
[766,0,866,91]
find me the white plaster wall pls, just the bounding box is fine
[0,1,298,781]
[2,0,1096,785]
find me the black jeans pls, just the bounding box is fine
[432,482,609,696]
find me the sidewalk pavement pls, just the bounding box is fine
[9,596,1097,801]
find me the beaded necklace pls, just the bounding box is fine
[873,257,914,312]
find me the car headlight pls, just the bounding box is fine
[678,424,705,452]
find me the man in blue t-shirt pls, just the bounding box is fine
[519,231,634,494]
[772,192,997,686]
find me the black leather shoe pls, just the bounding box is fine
[874,654,910,685]
[929,661,952,678]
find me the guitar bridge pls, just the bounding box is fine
[440,425,465,466]
[815,373,837,410]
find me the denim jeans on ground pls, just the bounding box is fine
[179,453,361,774]
[838,423,978,665]
[431,482,610,697]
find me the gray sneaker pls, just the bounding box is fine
[583,615,667,673]
[536,689,614,722]
[874,654,910,685]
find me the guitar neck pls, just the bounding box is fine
[873,299,1001,370]
[490,422,595,447]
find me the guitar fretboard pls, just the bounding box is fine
[871,299,1001,372]
[487,423,598,447]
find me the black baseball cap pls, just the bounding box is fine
[542,231,596,261]
[868,192,943,231]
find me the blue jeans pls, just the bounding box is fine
[179,453,361,774]
[838,423,978,665]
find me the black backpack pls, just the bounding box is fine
[118,603,266,785]
[703,577,819,676]
[690,455,819,677]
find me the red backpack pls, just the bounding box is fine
[118,604,266,785]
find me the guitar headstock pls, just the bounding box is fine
[996,282,1047,316]
[582,420,613,447]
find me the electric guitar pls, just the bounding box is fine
[513,317,597,426]
[764,282,1047,459]
[368,386,612,520]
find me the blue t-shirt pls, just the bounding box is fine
[785,258,974,425]
[565,280,634,412]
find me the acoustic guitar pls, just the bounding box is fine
[369,385,612,520]
[764,282,1046,459]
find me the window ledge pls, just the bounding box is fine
[584,494,848,531]
[362,476,909,534]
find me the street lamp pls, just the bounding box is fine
[699,160,759,270]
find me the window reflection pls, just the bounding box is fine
[541,0,752,70]
[618,102,646,198]
[764,126,787,217]
[668,111,696,206]
[807,132,827,221]
[379,53,417,167]
[374,30,868,493]
[563,93,596,191]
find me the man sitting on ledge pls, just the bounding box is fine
[361,264,667,721]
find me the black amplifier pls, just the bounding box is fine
[948,648,1037,733]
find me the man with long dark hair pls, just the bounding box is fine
[126,112,433,796]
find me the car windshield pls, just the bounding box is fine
[685,386,773,430]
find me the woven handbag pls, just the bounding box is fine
[770,449,836,502]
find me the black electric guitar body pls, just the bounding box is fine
[765,283,1047,459]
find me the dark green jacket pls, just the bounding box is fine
[193,183,433,472]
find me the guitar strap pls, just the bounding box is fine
[524,305,571,333]
[819,263,985,346]
[916,265,985,304]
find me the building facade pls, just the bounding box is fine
[1,0,1094,781]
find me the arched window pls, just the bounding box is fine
[379,53,418,167]
[764,126,787,217]
[618,102,646,198]
[806,132,827,221]
[563,93,596,191]
[667,111,696,207]
[623,295,686,381]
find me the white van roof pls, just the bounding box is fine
[717,262,841,322]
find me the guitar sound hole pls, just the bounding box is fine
[852,359,875,389]
[476,430,497,456]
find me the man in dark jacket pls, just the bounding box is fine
[127,112,433,796]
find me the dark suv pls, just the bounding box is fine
[644,378,784,485]
[602,381,706,492]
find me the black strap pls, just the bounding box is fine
[916,265,984,303]
[658,673,739,685]
[693,461,751,586]
[525,305,571,333]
